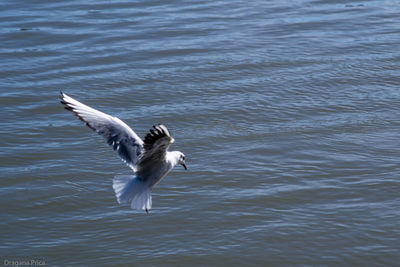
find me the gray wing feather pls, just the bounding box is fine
[139,124,174,169]
[60,92,144,170]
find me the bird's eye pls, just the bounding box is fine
[182,156,185,160]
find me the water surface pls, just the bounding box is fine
[1,0,400,266]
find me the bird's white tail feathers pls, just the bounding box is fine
[112,175,152,211]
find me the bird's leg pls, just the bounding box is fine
[145,208,149,214]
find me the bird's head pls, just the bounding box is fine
[177,152,187,170]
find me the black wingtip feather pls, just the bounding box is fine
[61,100,73,110]
[60,96,96,132]
[143,124,171,150]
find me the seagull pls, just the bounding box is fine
[60,92,187,213]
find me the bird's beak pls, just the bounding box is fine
[182,162,187,170]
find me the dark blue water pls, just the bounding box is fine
[1,0,400,266]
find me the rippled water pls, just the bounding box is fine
[1,0,400,266]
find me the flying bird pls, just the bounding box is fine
[60,92,186,213]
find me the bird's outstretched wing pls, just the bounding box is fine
[60,92,144,170]
[139,124,174,167]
